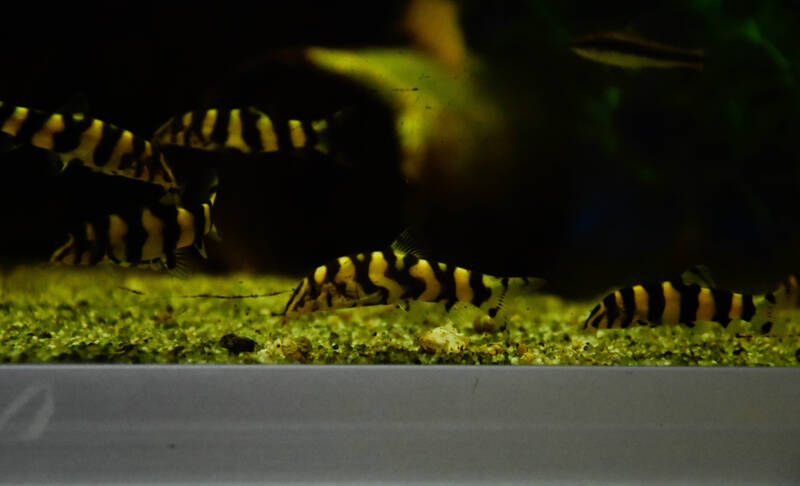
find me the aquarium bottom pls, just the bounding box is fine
[0,365,798,485]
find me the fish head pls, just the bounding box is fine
[282,277,350,317]
[583,302,609,331]
[283,277,314,317]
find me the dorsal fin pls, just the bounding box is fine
[390,227,430,257]
[680,264,716,288]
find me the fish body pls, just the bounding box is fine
[0,101,178,190]
[584,280,774,334]
[283,249,535,318]
[49,201,214,271]
[153,107,332,155]
[571,31,705,70]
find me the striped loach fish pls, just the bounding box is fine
[571,31,706,70]
[0,100,178,191]
[282,247,541,321]
[583,278,776,334]
[153,107,335,155]
[49,199,215,274]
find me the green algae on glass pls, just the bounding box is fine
[0,266,799,365]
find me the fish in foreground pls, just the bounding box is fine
[0,100,178,190]
[153,107,335,155]
[583,267,779,334]
[570,31,706,70]
[282,245,542,321]
[49,200,216,275]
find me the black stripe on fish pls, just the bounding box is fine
[396,253,427,300]
[643,282,665,325]
[14,108,50,145]
[210,109,229,146]
[324,257,341,284]
[711,288,732,327]
[52,115,93,153]
[354,253,387,304]
[602,293,619,328]
[619,286,636,328]
[273,117,292,152]
[433,262,457,310]
[239,107,264,152]
[120,207,145,263]
[382,249,418,301]
[741,294,756,322]
[120,134,145,171]
[92,122,123,167]
[191,204,206,246]
[302,119,317,149]
[469,271,491,308]
[158,204,180,269]
[678,282,700,324]
[189,110,205,144]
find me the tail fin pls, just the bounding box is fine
[749,291,776,335]
[769,274,800,309]
[755,274,800,335]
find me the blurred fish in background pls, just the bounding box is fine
[570,30,706,70]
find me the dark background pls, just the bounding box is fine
[1,0,799,297]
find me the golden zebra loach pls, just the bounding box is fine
[0,266,798,365]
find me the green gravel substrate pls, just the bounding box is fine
[1,266,799,365]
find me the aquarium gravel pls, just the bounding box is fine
[1,266,798,365]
